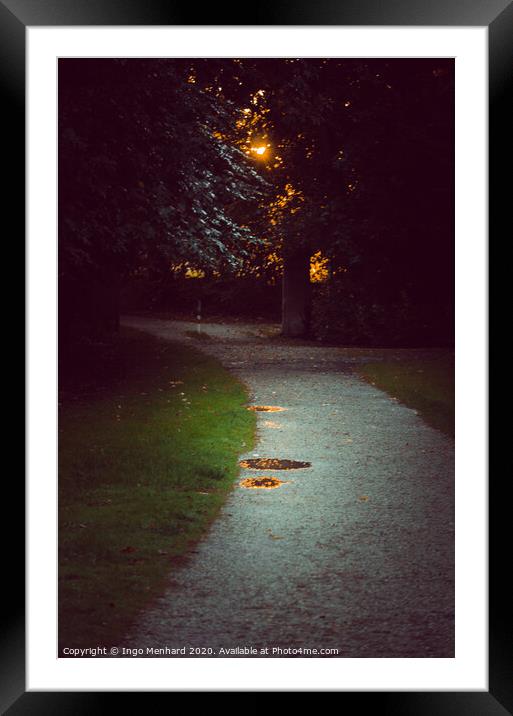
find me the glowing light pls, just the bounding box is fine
[251,145,267,156]
[185,267,205,279]
[310,251,330,283]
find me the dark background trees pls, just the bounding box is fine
[59,59,268,341]
[59,58,454,347]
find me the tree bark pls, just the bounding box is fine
[281,249,311,337]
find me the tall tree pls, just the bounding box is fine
[59,59,268,338]
[208,58,454,339]
[60,58,454,344]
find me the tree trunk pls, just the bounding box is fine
[281,249,311,337]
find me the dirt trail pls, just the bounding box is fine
[121,316,454,657]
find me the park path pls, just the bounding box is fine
[121,316,454,657]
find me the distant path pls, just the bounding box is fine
[121,316,454,657]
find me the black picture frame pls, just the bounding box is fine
[6,0,507,709]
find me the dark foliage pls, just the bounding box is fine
[59,59,268,339]
[59,58,454,346]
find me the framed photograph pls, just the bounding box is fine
[6,0,506,708]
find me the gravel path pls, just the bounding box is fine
[121,316,454,658]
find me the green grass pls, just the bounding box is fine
[59,329,255,651]
[358,352,454,437]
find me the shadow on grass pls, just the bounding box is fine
[59,328,255,653]
[358,352,454,437]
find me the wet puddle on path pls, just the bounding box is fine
[247,405,286,412]
[240,458,311,470]
[239,476,289,489]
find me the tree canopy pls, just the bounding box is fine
[59,59,269,283]
[59,58,454,345]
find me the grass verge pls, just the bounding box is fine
[59,328,255,652]
[358,352,454,437]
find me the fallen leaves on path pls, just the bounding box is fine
[240,458,311,470]
[239,476,288,489]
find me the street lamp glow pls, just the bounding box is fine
[252,146,267,155]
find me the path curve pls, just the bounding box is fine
[121,316,454,658]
